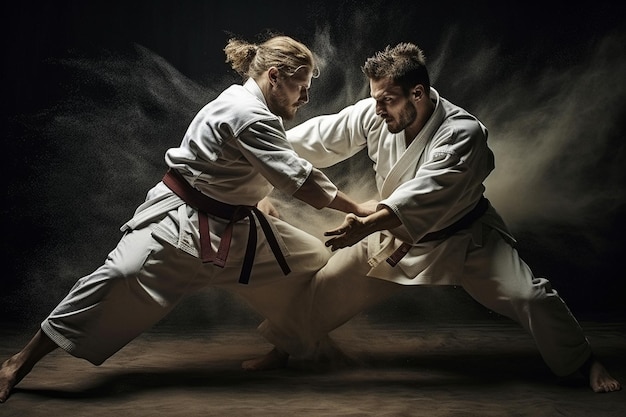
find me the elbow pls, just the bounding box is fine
[292,180,336,210]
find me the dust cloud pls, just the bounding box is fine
[7,22,626,322]
[280,25,626,250]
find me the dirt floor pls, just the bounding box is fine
[1,318,624,416]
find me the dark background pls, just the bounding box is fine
[1,0,625,328]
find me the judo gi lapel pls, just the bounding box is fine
[380,88,445,199]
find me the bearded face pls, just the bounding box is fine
[370,77,419,134]
[266,68,312,121]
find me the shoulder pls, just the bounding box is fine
[439,97,487,141]
[205,85,280,135]
[351,97,378,119]
[341,97,384,132]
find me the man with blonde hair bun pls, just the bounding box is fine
[0,34,372,403]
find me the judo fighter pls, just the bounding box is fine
[248,42,621,393]
[0,34,373,402]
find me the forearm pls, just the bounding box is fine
[292,169,372,216]
[361,205,402,233]
[292,169,337,209]
[326,191,366,215]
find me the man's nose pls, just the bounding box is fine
[300,88,309,104]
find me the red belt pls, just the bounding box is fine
[162,169,290,284]
[386,196,489,266]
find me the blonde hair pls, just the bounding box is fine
[224,35,319,80]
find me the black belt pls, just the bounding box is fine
[386,196,489,266]
[162,169,290,284]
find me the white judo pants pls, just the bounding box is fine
[262,227,592,377]
[41,212,330,365]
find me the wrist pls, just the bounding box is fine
[364,207,402,232]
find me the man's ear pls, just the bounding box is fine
[412,85,425,101]
[268,67,280,86]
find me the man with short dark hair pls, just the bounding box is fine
[251,42,621,393]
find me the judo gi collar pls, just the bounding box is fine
[380,87,445,199]
[244,78,285,126]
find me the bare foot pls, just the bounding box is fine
[242,347,289,371]
[0,330,59,403]
[0,354,30,403]
[588,359,621,393]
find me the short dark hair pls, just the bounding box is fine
[362,43,430,94]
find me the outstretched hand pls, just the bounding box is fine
[324,205,402,251]
[324,213,370,251]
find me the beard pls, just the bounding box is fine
[268,94,299,121]
[267,80,306,121]
[386,101,417,134]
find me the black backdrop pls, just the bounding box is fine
[2,0,625,326]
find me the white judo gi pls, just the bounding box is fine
[41,78,337,365]
[265,88,592,376]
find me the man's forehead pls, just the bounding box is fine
[291,67,313,85]
[370,78,402,98]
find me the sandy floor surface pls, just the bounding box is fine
[1,318,624,416]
